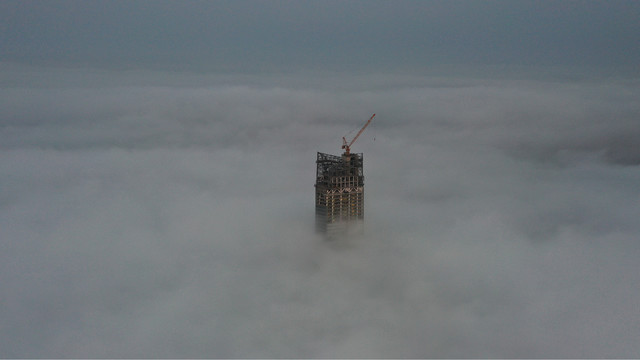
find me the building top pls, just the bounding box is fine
[315,151,363,188]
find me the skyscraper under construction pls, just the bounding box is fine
[315,114,374,235]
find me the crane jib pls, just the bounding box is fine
[342,114,375,155]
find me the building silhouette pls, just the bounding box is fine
[315,151,364,235]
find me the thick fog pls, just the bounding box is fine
[1,65,639,357]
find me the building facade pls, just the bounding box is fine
[315,151,364,235]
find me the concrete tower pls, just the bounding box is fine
[315,151,365,235]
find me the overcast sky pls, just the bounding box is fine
[2,0,639,71]
[1,1,640,358]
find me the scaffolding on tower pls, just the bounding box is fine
[315,114,374,236]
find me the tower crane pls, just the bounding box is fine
[342,114,375,155]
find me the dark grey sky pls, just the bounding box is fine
[2,0,639,71]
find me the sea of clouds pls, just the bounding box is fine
[1,65,639,357]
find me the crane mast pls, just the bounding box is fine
[342,113,375,155]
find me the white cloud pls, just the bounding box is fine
[1,67,639,357]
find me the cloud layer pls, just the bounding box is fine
[1,66,639,357]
